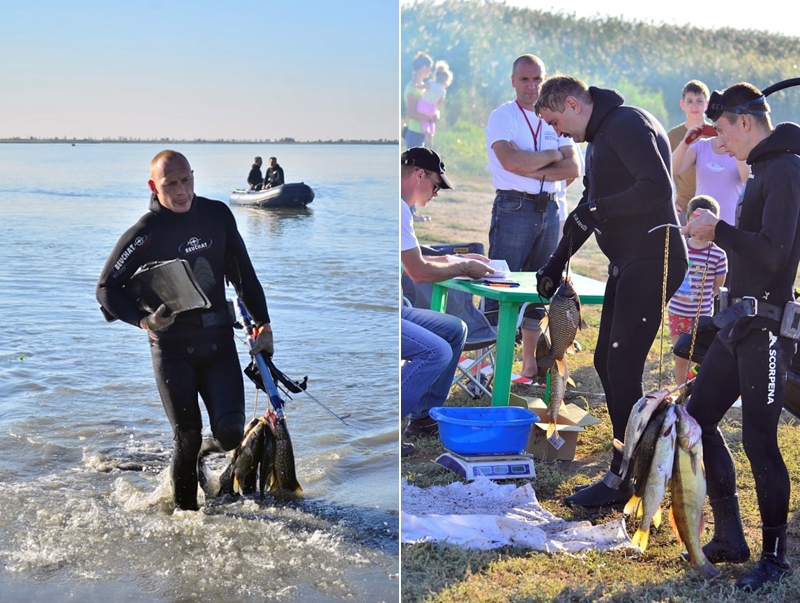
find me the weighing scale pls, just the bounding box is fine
[435,451,535,481]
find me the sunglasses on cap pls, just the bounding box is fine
[706,91,769,121]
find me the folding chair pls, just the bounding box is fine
[402,242,498,399]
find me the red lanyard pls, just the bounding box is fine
[516,100,541,152]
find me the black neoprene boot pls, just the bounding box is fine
[703,495,751,564]
[564,468,633,507]
[172,428,202,511]
[735,524,792,591]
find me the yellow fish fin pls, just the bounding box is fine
[623,494,641,516]
[653,505,663,529]
[632,528,650,552]
[612,438,625,452]
[668,505,683,547]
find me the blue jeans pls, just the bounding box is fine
[404,129,425,149]
[401,306,467,419]
[486,193,559,326]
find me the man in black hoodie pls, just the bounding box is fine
[535,76,688,507]
[97,150,274,511]
[247,156,263,190]
[681,83,800,591]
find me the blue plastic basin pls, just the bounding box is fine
[429,406,539,456]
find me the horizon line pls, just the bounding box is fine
[0,137,399,145]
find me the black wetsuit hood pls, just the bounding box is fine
[748,122,800,164]
[584,87,625,144]
[553,85,686,266]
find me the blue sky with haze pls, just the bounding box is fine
[1,1,399,140]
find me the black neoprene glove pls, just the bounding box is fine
[142,304,176,332]
[536,256,566,300]
[564,200,605,238]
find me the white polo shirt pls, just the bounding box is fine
[486,100,574,194]
[401,199,418,252]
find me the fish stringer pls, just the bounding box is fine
[679,244,714,401]
[648,223,680,390]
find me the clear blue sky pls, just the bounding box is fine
[0,1,399,141]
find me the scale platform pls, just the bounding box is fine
[435,451,535,481]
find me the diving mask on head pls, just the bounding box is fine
[706,91,770,121]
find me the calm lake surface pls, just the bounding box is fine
[0,143,399,602]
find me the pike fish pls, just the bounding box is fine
[232,417,266,495]
[614,388,671,480]
[268,413,303,496]
[630,403,676,552]
[669,405,719,579]
[624,401,671,518]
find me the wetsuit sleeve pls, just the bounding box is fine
[715,162,800,272]
[224,211,270,324]
[551,176,593,262]
[594,112,673,219]
[95,222,152,326]
[552,221,594,265]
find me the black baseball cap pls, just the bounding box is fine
[401,147,453,190]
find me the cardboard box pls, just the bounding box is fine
[509,393,601,461]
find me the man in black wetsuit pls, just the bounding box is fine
[247,156,263,190]
[97,150,274,511]
[264,156,285,189]
[535,75,688,507]
[681,83,800,591]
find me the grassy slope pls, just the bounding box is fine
[401,172,800,603]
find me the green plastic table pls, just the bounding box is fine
[430,272,606,406]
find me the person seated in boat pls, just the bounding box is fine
[247,156,264,190]
[264,157,285,189]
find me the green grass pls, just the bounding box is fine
[403,188,800,600]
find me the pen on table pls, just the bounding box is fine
[483,281,519,288]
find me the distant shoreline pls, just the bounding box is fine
[0,138,398,145]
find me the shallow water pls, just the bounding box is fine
[0,142,399,601]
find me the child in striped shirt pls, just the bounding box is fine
[668,195,728,385]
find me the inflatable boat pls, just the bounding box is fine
[229,182,314,208]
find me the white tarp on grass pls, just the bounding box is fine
[401,477,633,551]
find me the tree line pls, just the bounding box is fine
[402,0,800,137]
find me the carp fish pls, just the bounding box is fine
[546,363,567,444]
[669,405,719,579]
[630,403,677,552]
[540,277,585,443]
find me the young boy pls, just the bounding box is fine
[667,80,711,225]
[668,195,728,385]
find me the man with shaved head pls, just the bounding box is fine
[97,150,273,511]
[484,54,579,382]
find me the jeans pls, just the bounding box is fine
[404,128,425,149]
[486,193,559,326]
[401,306,467,419]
